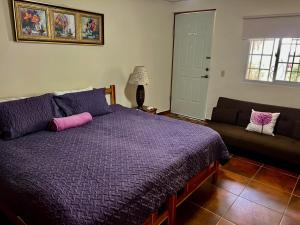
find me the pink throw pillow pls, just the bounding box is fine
[49,112,92,132]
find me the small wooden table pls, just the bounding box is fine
[135,106,157,114]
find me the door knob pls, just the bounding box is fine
[201,75,209,78]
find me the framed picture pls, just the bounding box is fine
[12,0,104,45]
[79,14,104,44]
[51,9,77,41]
[14,1,51,41]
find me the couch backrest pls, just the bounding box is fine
[212,97,300,138]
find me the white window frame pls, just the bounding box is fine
[245,38,300,86]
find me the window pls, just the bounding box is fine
[246,38,300,83]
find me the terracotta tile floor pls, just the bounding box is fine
[175,155,300,225]
[163,113,300,225]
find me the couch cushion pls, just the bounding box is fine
[211,107,239,124]
[293,121,300,140]
[237,111,251,127]
[276,118,294,137]
[206,121,300,165]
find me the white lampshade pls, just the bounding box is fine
[128,66,150,85]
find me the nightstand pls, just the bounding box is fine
[135,106,157,114]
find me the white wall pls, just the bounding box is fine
[0,0,173,112]
[172,0,300,118]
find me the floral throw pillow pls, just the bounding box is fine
[246,109,280,136]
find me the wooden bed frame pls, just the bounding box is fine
[1,85,219,225]
[105,85,116,105]
[142,162,219,225]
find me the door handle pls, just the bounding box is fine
[201,75,209,78]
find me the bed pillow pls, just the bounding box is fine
[49,112,92,132]
[0,94,61,140]
[54,88,112,117]
[0,96,28,103]
[246,109,280,136]
[211,107,239,124]
[53,86,93,96]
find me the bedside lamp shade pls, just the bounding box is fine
[129,66,150,85]
[129,66,149,109]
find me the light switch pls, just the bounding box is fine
[221,70,225,77]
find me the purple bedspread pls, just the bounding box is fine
[0,105,229,225]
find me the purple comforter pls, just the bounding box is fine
[0,105,229,225]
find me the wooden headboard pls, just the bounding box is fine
[105,85,116,105]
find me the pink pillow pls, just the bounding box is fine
[49,112,92,132]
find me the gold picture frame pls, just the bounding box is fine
[14,1,51,41]
[13,0,104,45]
[51,9,77,42]
[79,13,103,45]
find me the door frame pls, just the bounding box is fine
[169,9,216,118]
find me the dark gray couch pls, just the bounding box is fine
[205,97,300,167]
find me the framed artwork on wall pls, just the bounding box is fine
[12,0,104,45]
[14,1,51,41]
[52,9,77,42]
[79,14,103,44]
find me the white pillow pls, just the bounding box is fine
[246,109,280,136]
[0,97,28,103]
[53,86,93,96]
[0,87,94,102]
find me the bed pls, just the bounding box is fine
[0,85,229,225]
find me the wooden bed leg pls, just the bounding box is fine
[150,213,158,225]
[212,161,219,184]
[167,195,177,225]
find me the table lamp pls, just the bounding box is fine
[129,66,150,109]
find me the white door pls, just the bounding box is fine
[171,11,215,119]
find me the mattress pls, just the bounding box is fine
[0,105,229,225]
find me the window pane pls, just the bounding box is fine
[292,64,299,71]
[287,63,293,71]
[296,45,300,56]
[279,44,290,62]
[249,40,253,54]
[285,71,291,81]
[282,38,292,44]
[250,55,261,68]
[290,43,296,55]
[263,39,274,54]
[252,40,264,54]
[294,57,300,63]
[261,56,271,69]
[276,63,287,81]
[259,70,269,81]
[291,64,299,81]
[247,69,259,80]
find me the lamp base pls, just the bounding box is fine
[136,85,145,109]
